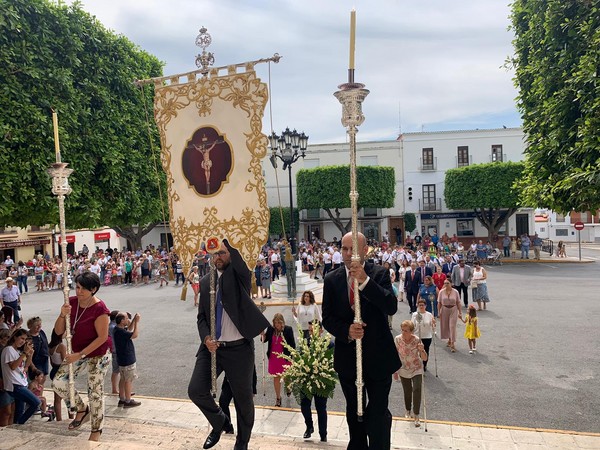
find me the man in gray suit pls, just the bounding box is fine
[188,239,269,450]
[450,259,473,308]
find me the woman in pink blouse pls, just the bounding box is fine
[438,280,462,352]
[394,320,427,427]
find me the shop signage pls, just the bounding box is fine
[420,212,477,220]
[0,239,51,249]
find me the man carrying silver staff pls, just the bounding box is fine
[322,231,400,450]
[188,239,269,450]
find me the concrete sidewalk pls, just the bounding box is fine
[2,394,599,449]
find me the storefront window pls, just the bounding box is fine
[457,219,474,236]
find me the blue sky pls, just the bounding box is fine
[65,0,522,143]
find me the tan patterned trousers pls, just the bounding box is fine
[52,353,111,432]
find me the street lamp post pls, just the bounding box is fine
[268,128,309,255]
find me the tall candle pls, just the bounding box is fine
[52,111,61,161]
[349,9,356,70]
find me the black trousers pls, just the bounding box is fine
[323,263,332,277]
[272,262,281,280]
[421,337,432,369]
[219,368,258,421]
[300,394,328,439]
[188,340,255,449]
[453,283,469,306]
[406,291,418,313]
[339,373,393,450]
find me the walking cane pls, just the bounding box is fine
[416,312,428,432]
[432,296,439,378]
[432,322,439,378]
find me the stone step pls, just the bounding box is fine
[1,417,347,450]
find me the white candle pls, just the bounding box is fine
[349,9,356,70]
[52,111,61,160]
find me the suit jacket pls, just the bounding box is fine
[263,325,296,359]
[442,262,456,275]
[197,240,269,351]
[404,268,422,294]
[450,264,473,286]
[322,262,401,379]
[419,266,433,279]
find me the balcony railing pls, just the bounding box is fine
[456,154,472,167]
[419,157,437,171]
[419,198,442,211]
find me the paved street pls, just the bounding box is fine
[18,244,600,433]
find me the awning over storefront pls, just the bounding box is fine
[0,238,50,250]
[94,232,111,241]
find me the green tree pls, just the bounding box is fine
[268,206,299,238]
[403,213,416,234]
[510,0,600,213]
[297,165,395,235]
[444,162,525,240]
[0,0,166,250]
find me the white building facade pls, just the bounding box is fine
[400,127,535,242]
[262,140,404,243]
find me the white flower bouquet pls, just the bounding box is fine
[277,322,337,403]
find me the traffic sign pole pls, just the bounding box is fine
[574,221,584,261]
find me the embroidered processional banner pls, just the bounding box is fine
[153,68,270,269]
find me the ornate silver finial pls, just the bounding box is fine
[195,26,215,73]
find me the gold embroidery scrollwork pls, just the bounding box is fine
[154,69,270,269]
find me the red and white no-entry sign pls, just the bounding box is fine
[574,221,585,231]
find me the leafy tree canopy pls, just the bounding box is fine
[510,0,600,213]
[0,0,166,247]
[268,206,299,238]
[403,213,416,234]
[445,162,525,239]
[297,165,395,234]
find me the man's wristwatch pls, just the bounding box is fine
[80,352,87,359]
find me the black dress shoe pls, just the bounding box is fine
[303,426,314,439]
[320,436,327,442]
[203,418,231,449]
[224,421,235,435]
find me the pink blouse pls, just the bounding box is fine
[394,334,424,378]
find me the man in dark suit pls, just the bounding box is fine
[322,232,401,450]
[418,260,433,279]
[188,239,269,450]
[404,261,422,314]
[441,256,456,276]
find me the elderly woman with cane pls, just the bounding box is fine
[394,320,427,427]
[52,272,111,442]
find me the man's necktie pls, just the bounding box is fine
[348,277,355,306]
[215,283,223,340]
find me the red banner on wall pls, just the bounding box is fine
[58,235,76,244]
[94,232,111,241]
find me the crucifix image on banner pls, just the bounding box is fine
[183,127,232,196]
